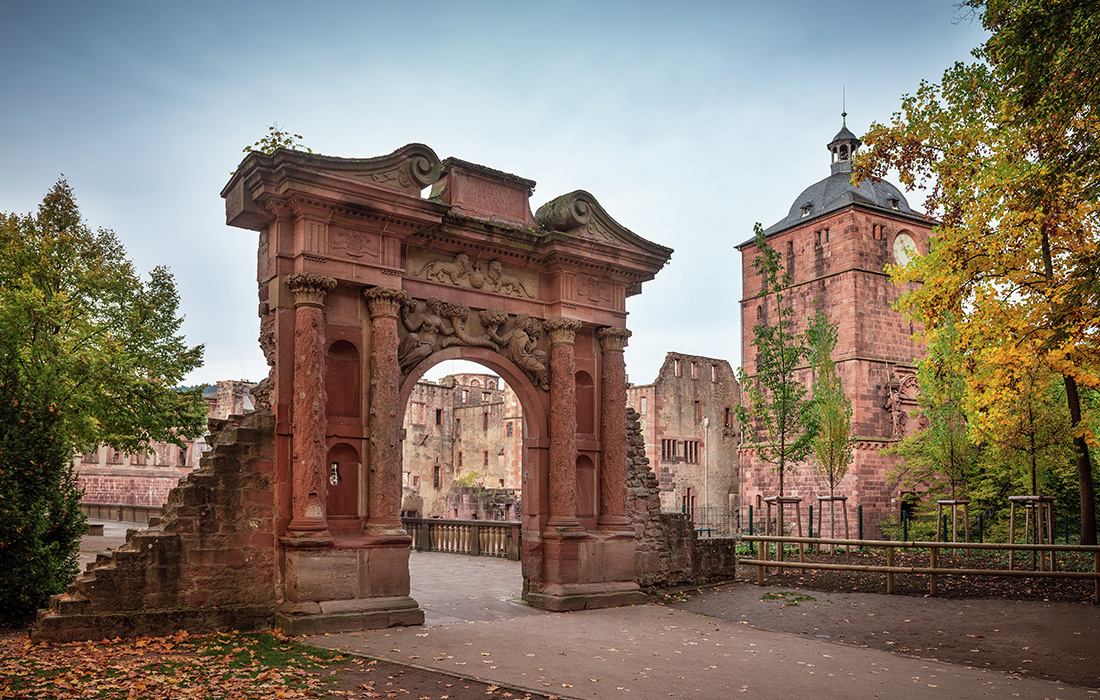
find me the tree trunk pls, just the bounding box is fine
[1064,374,1097,545]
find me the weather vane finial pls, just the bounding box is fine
[842,86,847,126]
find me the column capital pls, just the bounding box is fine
[597,326,631,352]
[363,286,409,318]
[543,317,582,347]
[287,273,337,308]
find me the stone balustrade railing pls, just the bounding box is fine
[401,517,521,561]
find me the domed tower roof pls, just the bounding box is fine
[757,115,919,238]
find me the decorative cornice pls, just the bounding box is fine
[535,190,672,261]
[287,273,337,308]
[364,286,409,318]
[543,317,582,346]
[597,327,631,352]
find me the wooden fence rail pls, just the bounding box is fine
[401,517,521,561]
[741,535,1100,604]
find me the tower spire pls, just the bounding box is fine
[842,86,847,126]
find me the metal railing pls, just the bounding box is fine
[662,505,739,537]
[742,534,1100,603]
[401,517,521,560]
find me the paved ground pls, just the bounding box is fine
[78,519,135,572]
[78,526,1099,698]
[309,552,1099,700]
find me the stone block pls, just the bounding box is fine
[285,549,358,602]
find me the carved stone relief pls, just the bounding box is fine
[884,373,922,439]
[576,275,611,304]
[330,228,379,259]
[408,249,536,299]
[398,296,549,390]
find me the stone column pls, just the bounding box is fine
[544,317,583,532]
[598,327,632,530]
[363,286,409,535]
[286,273,337,538]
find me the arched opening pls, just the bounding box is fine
[326,340,360,418]
[326,442,360,519]
[397,348,549,622]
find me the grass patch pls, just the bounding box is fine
[761,591,816,606]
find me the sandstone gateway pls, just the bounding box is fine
[35,144,673,639]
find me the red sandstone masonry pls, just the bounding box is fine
[33,411,279,642]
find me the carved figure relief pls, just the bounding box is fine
[412,250,535,299]
[884,373,921,439]
[419,253,472,286]
[397,297,549,389]
[486,261,532,298]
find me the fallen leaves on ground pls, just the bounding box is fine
[0,630,344,699]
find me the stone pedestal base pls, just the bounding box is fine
[523,531,644,611]
[523,581,648,612]
[275,596,423,635]
[280,536,422,634]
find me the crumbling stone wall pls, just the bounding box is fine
[627,409,736,589]
[33,411,278,642]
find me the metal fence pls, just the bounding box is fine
[661,505,739,537]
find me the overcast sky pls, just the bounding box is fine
[0,1,988,387]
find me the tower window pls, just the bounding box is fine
[640,396,647,415]
[506,422,513,437]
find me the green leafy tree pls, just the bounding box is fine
[0,180,208,621]
[806,308,853,499]
[856,0,1100,542]
[244,123,312,155]
[0,361,85,625]
[738,224,819,496]
[888,318,980,505]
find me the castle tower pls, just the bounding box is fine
[736,116,934,535]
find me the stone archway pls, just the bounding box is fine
[226,145,670,632]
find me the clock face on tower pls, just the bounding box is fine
[892,232,918,265]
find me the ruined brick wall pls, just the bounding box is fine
[34,411,278,642]
[401,373,518,518]
[641,353,740,513]
[402,380,455,517]
[627,409,736,589]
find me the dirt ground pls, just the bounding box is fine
[668,569,1100,689]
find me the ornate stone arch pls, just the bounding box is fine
[230,145,669,630]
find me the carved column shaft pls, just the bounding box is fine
[287,273,337,537]
[598,327,631,529]
[545,318,583,531]
[364,286,409,535]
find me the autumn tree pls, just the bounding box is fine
[968,343,1074,500]
[856,1,1100,542]
[738,224,818,496]
[806,308,853,498]
[0,180,208,621]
